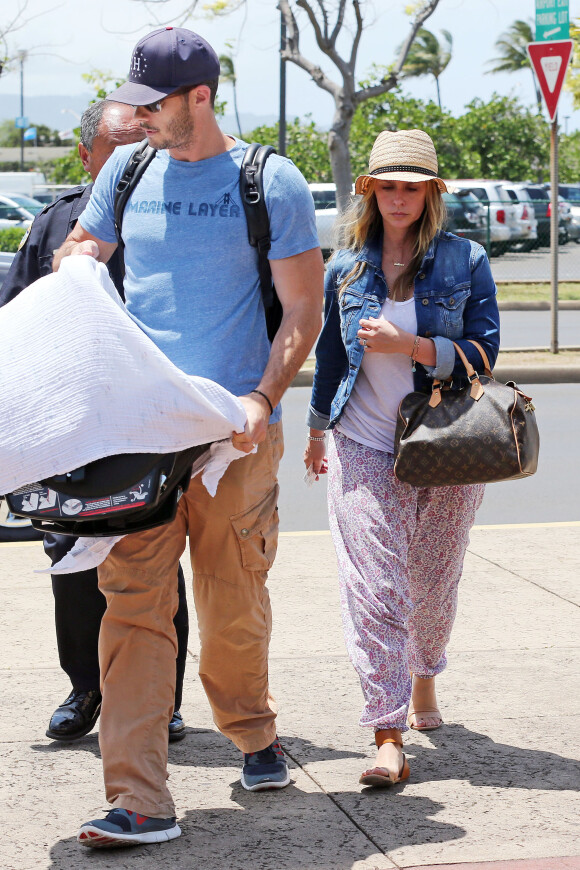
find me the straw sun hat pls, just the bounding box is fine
[354,129,447,196]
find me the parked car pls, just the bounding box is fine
[308,183,338,256]
[442,190,487,245]
[509,183,568,246]
[500,184,538,251]
[448,180,518,255]
[0,191,43,230]
[545,183,580,242]
[33,184,71,205]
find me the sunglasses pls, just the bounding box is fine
[136,86,196,114]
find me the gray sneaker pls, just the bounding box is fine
[240,738,291,791]
[77,808,181,848]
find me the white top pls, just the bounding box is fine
[336,296,417,453]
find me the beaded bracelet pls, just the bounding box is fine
[410,335,421,372]
[307,435,326,441]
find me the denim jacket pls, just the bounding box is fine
[307,230,500,430]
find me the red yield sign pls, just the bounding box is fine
[527,39,573,122]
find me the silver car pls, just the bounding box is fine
[500,184,539,251]
[448,180,520,255]
[0,192,44,230]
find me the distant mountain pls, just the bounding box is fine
[0,95,279,136]
[0,94,95,132]
[219,112,278,136]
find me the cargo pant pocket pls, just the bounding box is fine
[230,483,279,573]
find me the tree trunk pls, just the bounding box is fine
[328,97,355,212]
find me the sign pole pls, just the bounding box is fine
[550,114,559,354]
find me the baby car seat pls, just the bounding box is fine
[4,445,210,537]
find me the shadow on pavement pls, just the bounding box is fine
[403,724,580,792]
[46,790,465,870]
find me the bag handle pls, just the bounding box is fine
[429,341,484,408]
[466,339,493,377]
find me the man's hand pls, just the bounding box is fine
[231,393,271,453]
[52,228,117,272]
[69,240,100,258]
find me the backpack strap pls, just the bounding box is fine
[113,140,157,250]
[240,143,282,342]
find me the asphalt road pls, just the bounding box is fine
[500,309,580,348]
[277,384,580,532]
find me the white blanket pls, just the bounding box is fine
[0,256,248,496]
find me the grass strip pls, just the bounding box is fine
[496,282,580,302]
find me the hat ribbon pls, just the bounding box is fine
[370,164,437,177]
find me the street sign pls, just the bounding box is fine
[527,39,573,122]
[536,0,570,41]
[14,116,28,128]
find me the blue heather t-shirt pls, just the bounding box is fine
[79,137,319,420]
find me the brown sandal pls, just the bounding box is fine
[359,728,410,787]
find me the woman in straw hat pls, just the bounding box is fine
[304,129,499,787]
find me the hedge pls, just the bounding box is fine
[0,227,27,252]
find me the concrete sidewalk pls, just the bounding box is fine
[0,522,579,869]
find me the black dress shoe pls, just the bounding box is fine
[168,710,186,743]
[46,688,102,741]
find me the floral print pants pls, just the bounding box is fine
[327,430,484,732]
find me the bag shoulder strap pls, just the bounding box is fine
[240,143,282,341]
[113,141,157,245]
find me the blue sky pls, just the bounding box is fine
[1,0,579,130]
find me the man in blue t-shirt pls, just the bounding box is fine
[53,26,323,849]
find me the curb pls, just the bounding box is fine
[498,300,580,310]
[292,363,580,388]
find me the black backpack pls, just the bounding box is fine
[113,140,282,341]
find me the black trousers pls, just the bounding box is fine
[44,533,189,711]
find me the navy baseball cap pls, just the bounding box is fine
[107,27,221,106]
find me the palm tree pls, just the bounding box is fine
[219,53,243,138]
[400,28,453,110]
[487,19,542,114]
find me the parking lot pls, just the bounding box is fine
[490,239,580,282]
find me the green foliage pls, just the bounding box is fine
[43,128,87,185]
[349,89,550,182]
[82,70,125,102]
[565,19,580,109]
[400,28,452,107]
[486,19,534,75]
[243,116,332,182]
[559,131,580,182]
[0,227,27,252]
[349,88,463,178]
[454,94,549,179]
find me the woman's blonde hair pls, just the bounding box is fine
[335,178,447,299]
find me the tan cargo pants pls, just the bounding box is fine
[97,422,283,817]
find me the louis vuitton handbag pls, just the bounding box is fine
[393,341,540,487]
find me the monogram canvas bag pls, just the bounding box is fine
[393,341,540,487]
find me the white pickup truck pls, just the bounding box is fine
[308,183,338,256]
